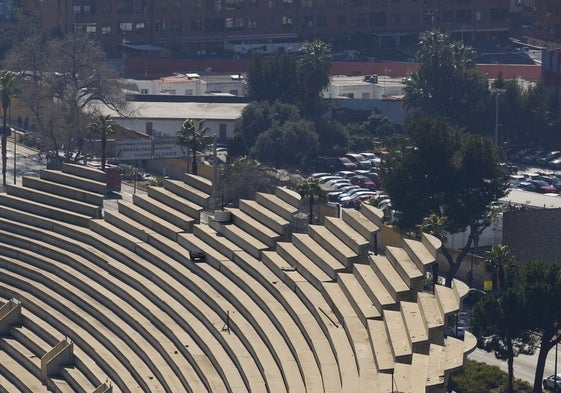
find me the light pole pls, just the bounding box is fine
[490,88,505,146]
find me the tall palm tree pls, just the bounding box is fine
[87,114,116,171]
[298,39,332,113]
[296,177,324,224]
[0,70,17,187]
[484,244,514,293]
[176,119,213,175]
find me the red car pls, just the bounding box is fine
[350,175,377,190]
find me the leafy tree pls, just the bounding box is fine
[298,39,332,114]
[403,30,490,133]
[315,118,349,156]
[470,259,538,393]
[519,261,561,393]
[380,116,509,286]
[4,33,125,159]
[252,119,319,168]
[247,51,299,104]
[221,156,279,207]
[176,119,213,175]
[0,70,17,187]
[296,177,325,224]
[87,114,115,171]
[235,100,301,154]
[346,113,398,152]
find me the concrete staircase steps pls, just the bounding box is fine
[0,368,22,393]
[341,208,379,242]
[101,211,157,244]
[434,285,460,318]
[7,184,102,217]
[163,178,210,206]
[193,223,243,260]
[255,192,299,221]
[366,319,394,373]
[402,238,436,272]
[22,176,105,206]
[384,246,424,292]
[320,282,379,392]
[239,199,290,236]
[177,233,233,268]
[291,280,362,393]
[359,204,384,227]
[198,261,317,393]
[308,225,360,267]
[0,193,92,227]
[453,279,470,303]
[276,242,334,290]
[352,264,396,312]
[400,301,429,354]
[261,251,308,292]
[47,377,80,393]
[383,310,412,363]
[229,207,282,247]
[417,292,445,345]
[444,336,467,372]
[5,221,247,393]
[421,232,442,259]
[10,325,51,358]
[0,351,49,392]
[369,255,412,303]
[147,185,204,220]
[133,193,195,231]
[230,250,343,393]
[426,343,446,388]
[62,163,107,183]
[0,336,41,379]
[274,186,301,209]
[323,216,370,258]
[141,248,288,393]
[336,272,381,326]
[292,233,348,279]
[118,200,185,241]
[209,220,269,259]
[183,173,213,194]
[60,367,98,393]
[40,169,106,195]
[0,256,193,393]
[405,353,431,393]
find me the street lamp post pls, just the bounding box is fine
[490,88,506,146]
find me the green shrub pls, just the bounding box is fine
[448,360,532,393]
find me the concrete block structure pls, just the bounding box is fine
[0,163,476,392]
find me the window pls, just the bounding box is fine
[135,0,147,12]
[214,0,222,10]
[336,15,346,25]
[317,15,327,27]
[302,15,313,28]
[282,0,293,7]
[135,21,147,32]
[409,11,419,24]
[101,1,111,13]
[442,10,453,23]
[119,22,133,32]
[155,20,167,31]
[370,12,386,26]
[185,89,193,95]
[140,88,149,94]
[247,0,258,8]
[192,0,203,7]
[247,20,257,28]
[390,12,400,25]
[205,17,224,31]
[456,9,471,23]
[475,10,485,22]
[302,0,312,7]
[490,8,507,22]
[116,0,133,14]
[268,0,278,8]
[281,16,293,28]
[362,92,370,99]
[191,19,202,31]
[170,20,182,32]
[73,5,95,15]
[75,23,97,33]
[225,17,243,29]
[423,9,435,25]
[101,24,111,34]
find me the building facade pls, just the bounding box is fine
[50,0,511,57]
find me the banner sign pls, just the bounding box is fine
[114,138,186,160]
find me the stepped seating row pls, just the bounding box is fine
[0,166,478,393]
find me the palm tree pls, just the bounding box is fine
[298,39,332,113]
[484,244,514,293]
[296,177,324,224]
[0,70,17,187]
[87,114,116,171]
[176,119,213,176]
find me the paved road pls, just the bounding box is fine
[469,341,561,386]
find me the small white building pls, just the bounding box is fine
[125,73,246,97]
[97,101,248,142]
[325,75,405,100]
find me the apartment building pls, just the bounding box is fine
[50,0,510,58]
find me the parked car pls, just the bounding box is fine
[543,374,561,390]
[327,185,360,202]
[334,170,356,179]
[537,151,561,166]
[340,191,378,207]
[338,188,372,204]
[531,180,557,193]
[345,153,372,169]
[313,156,358,172]
[318,175,342,184]
[352,193,378,208]
[350,175,377,190]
